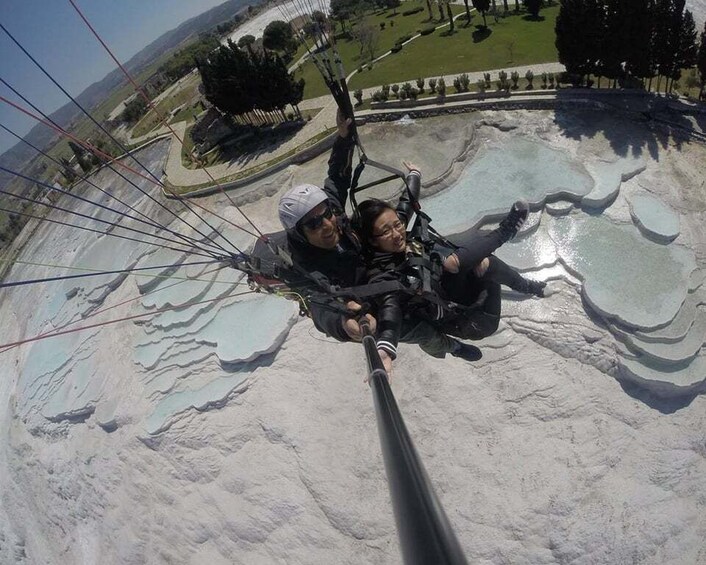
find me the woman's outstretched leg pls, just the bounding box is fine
[482,255,546,297]
[439,281,502,341]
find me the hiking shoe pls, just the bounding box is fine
[524,279,546,297]
[450,339,483,362]
[498,199,530,242]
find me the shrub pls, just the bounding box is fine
[382,84,391,97]
[391,83,400,98]
[372,90,387,102]
[525,70,534,89]
[380,22,386,30]
[510,71,520,89]
[419,25,436,35]
[402,6,424,16]
[459,73,470,92]
[437,77,446,96]
[400,89,409,100]
[354,89,363,105]
[401,82,414,97]
[497,70,509,91]
[390,43,403,53]
[428,77,437,93]
[548,73,555,88]
[416,77,425,93]
[357,65,363,73]
[409,87,419,100]
[476,79,486,93]
[397,33,413,44]
[541,72,548,89]
[484,72,491,88]
[453,77,462,93]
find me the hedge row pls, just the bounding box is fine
[402,6,424,16]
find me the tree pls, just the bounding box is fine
[353,17,379,60]
[697,21,706,98]
[331,0,363,32]
[198,40,305,124]
[426,0,435,20]
[472,0,490,28]
[118,96,148,125]
[596,0,624,87]
[623,0,656,86]
[262,20,297,56]
[68,141,92,173]
[652,0,697,91]
[463,0,472,24]
[385,0,401,15]
[59,157,76,183]
[238,34,257,56]
[159,34,221,82]
[523,0,542,19]
[555,0,603,82]
[445,0,455,32]
[670,8,698,90]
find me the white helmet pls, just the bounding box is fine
[278,184,328,230]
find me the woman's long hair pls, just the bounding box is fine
[353,198,398,257]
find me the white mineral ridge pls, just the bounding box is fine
[628,192,680,243]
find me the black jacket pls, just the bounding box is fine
[364,172,445,359]
[284,133,366,341]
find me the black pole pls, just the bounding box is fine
[359,320,468,565]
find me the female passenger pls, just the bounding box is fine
[355,166,545,373]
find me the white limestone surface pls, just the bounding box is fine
[1,110,705,565]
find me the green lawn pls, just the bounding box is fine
[131,73,202,137]
[293,1,466,99]
[348,5,560,92]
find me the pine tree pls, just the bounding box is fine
[670,8,698,90]
[555,0,603,82]
[472,0,490,28]
[68,141,92,173]
[198,41,305,125]
[697,22,706,98]
[624,0,656,86]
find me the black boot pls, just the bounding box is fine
[525,279,546,297]
[450,339,483,362]
[498,199,529,243]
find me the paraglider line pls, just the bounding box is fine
[0,121,224,258]
[66,0,269,243]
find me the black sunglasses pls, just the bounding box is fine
[300,204,334,231]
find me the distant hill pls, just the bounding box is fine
[0,0,259,187]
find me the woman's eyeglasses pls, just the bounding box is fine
[300,205,334,231]
[373,221,405,239]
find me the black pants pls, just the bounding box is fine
[439,257,532,341]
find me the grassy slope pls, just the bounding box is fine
[349,6,559,91]
[131,73,202,137]
[294,1,466,99]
